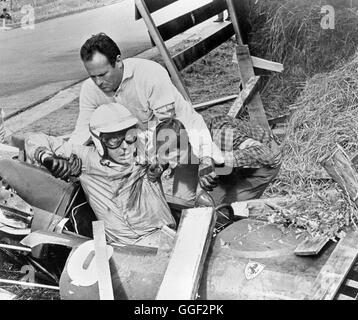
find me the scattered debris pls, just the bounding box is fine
[219,239,230,249]
[244,261,265,280]
[231,201,249,218]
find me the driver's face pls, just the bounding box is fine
[103,129,137,165]
[107,140,135,165]
[84,51,123,94]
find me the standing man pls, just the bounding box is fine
[70,33,224,201]
[0,8,11,21]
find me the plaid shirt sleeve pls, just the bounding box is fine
[207,115,281,169]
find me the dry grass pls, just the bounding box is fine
[268,51,358,239]
[247,0,358,115]
[0,251,60,300]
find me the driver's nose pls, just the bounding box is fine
[120,140,129,149]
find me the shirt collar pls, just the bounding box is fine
[115,59,134,94]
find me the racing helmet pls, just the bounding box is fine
[89,103,138,158]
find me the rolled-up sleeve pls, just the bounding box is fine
[175,102,224,164]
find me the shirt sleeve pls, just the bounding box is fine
[25,132,90,168]
[140,62,224,164]
[140,63,176,121]
[174,102,224,164]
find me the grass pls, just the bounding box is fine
[246,0,358,115]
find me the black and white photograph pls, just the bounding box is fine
[0,0,357,308]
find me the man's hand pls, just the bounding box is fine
[68,154,82,177]
[35,147,82,181]
[42,156,72,180]
[198,157,219,191]
[147,163,167,182]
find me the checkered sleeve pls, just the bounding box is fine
[206,115,281,169]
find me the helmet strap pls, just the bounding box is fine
[89,126,108,160]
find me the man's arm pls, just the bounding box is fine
[25,133,88,180]
[140,61,224,190]
[141,62,224,165]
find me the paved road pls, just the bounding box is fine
[0,0,210,114]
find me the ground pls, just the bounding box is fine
[1,0,124,25]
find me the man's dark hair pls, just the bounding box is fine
[80,33,121,67]
[154,118,191,165]
[155,118,185,150]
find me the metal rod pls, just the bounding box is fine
[0,203,33,224]
[25,256,59,284]
[0,278,59,290]
[62,229,91,240]
[0,243,31,252]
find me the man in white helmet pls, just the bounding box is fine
[25,103,176,246]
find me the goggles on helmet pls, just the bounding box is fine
[100,130,137,149]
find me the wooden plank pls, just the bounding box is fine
[229,0,251,44]
[348,270,358,282]
[92,221,114,300]
[172,23,234,71]
[345,279,358,290]
[251,56,284,73]
[268,114,289,126]
[165,193,194,210]
[135,0,191,102]
[135,0,178,20]
[233,53,284,73]
[235,44,270,131]
[225,0,243,45]
[308,231,358,300]
[20,230,87,248]
[294,236,330,256]
[156,207,216,300]
[157,0,227,42]
[228,75,260,118]
[193,94,238,111]
[336,293,356,300]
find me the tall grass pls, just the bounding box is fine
[246,0,358,115]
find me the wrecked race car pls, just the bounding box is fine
[0,141,337,300]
